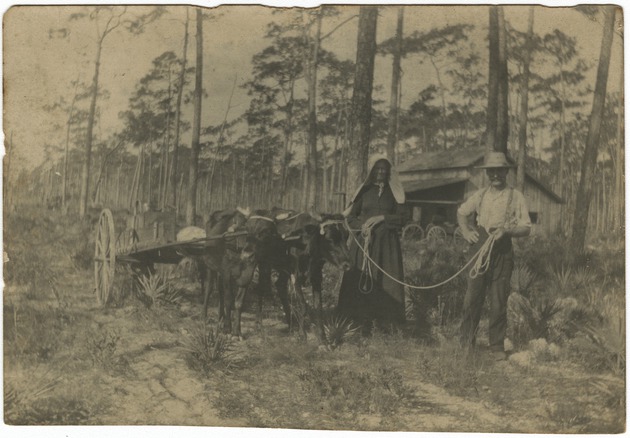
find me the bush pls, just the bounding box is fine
[84,328,120,367]
[581,299,625,376]
[180,322,233,376]
[322,316,359,350]
[136,272,184,308]
[4,303,78,362]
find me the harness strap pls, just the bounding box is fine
[248,215,275,223]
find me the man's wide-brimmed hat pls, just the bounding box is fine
[476,151,515,169]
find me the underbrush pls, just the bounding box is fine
[180,322,234,376]
[4,301,82,363]
[415,340,484,396]
[400,233,625,378]
[298,365,414,417]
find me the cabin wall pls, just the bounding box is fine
[404,168,561,236]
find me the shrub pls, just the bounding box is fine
[4,303,77,361]
[84,328,120,367]
[581,300,625,376]
[510,262,538,297]
[180,322,233,376]
[508,293,561,347]
[4,376,65,425]
[405,238,467,326]
[322,316,359,350]
[136,272,183,307]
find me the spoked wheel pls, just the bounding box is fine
[402,223,424,241]
[94,209,116,306]
[426,225,447,241]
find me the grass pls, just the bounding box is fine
[298,364,414,417]
[414,339,484,397]
[2,207,625,431]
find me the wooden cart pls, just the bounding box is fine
[93,208,245,305]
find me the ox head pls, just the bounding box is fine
[206,207,250,236]
[244,209,280,252]
[308,211,351,271]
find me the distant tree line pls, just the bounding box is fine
[7,5,622,250]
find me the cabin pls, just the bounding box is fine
[397,147,563,236]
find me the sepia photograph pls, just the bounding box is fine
[2,1,625,434]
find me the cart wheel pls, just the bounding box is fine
[94,209,116,306]
[426,225,447,241]
[402,223,424,241]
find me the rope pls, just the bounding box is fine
[358,221,377,294]
[344,218,498,291]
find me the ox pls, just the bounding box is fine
[176,208,249,319]
[273,209,352,342]
[220,209,291,339]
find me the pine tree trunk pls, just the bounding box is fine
[62,80,79,209]
[80,37,104,218]
[186,9,203,226]
[305,10,322,211]
[485,6,499,153]
[346,6,378,198]
[571,6,616,253]
[171,10,189,208]
[516,6,534,192]
[496,6,509,154]
[386,7,404,162]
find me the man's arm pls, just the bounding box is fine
[493,190,531,239]
[457,190,481,244]
[457,212,479,244]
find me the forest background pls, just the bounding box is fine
[3,2,624,244]
[1,1,627,437]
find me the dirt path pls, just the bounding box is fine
[5,251,623,433]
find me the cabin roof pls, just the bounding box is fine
[398,147,562,203]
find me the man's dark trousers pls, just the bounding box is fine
[460,232,514,352]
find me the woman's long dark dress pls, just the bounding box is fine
[337,183,408,329]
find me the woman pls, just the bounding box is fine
[337,154,409,334]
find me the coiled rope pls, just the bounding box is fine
[344,218,498,292]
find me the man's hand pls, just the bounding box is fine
[492,227,507,240]
[461,227,479,244]
[362,215,385,235]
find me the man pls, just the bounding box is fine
[457,151,531,360]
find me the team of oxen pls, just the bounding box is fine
[177,207,352,341]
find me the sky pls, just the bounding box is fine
[2,2,624,175]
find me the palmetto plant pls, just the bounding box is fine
[180,322,233,376]
[323,316,359,350]
[573,266,596,290]
[137,273,182,307]
[514,294,561,341]
[4,373,61,424]
[551,264,572,295]
[510,262,538,297]
[582,303,625,376]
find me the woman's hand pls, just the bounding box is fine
[361,215,385,235]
